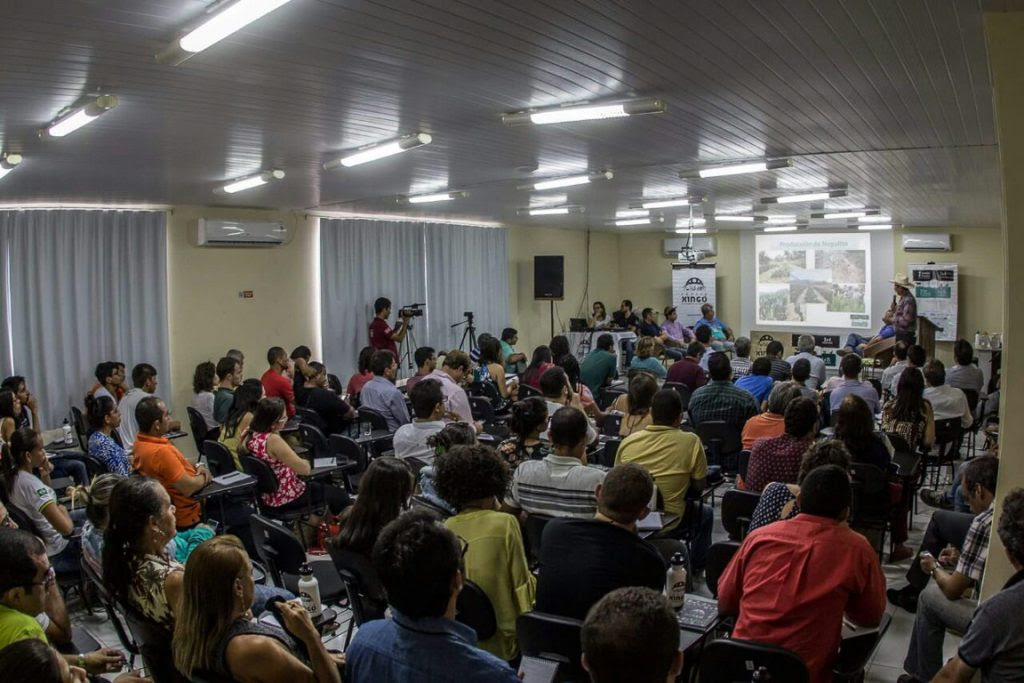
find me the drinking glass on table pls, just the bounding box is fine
[361,421,372,437]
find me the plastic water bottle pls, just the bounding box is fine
[62,419,74,446]
[666,552,687,610]
[297,563,322,617]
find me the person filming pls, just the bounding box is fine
[369,297,413,356]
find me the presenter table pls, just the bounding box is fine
[568,330,637,370]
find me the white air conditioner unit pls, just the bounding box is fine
[197,218,287,246]
[901,233,951,252]
[663,237,717,259]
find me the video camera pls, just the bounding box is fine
[400,304,425,318]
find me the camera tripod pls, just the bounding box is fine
[398,322,419,374]
[451,312,477,352]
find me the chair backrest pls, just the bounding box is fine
[202,439,237,476]
[694,420,743,465]
[721,488,761,540]
[602,412,623,437]
[240,454,280,496]
[962,389,980,415]
[705,540,742,598]
[327,434,369,474]
[455,579,497,642]
[598,438,621,468]
[328,547,388,626]
[248,514,307,585]
[186,407,212,453]
[119,600,188,683]
[516,611,586,681]
[934,417,963,445]
[699,638,810,683]
[517,383,541,399]
[737,449,752,481]
[357,407,389,432]
[298,422,329,461]
[295,406,327,434]
[662,381,692,411]
[469,395,495,422]
[71,405,88,449]
[523,513,554,566]
[849,462,891,523]
[884,431,913,455]
[820,391,833,426]
[597,386,625,410]
[81,558,140,658]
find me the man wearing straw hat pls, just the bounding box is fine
[839,273,918,355]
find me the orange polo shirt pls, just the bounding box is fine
[133,433,201,528]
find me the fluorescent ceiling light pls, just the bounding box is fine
[503,97,665,125]
[859,215,892,223]
[616,209,649,218]
[179,0,294,54]
[714,214,758,223]
[43,95,118,138]
[529,207,571,216]
[822,211,867,219]
[0,154,23,180]
[530,194,567,206]
[764,215,797,224]
[641,197,694,209]
[675,228,708,235]
[407,191,464,204]
[763,225,798,232]
[761,189,847,204]
[324,133,432,170]
[531,170,612,191]
[694,158,791,179]
[857,224,894,231]
[220,169,285,194]
[616,217,664,226]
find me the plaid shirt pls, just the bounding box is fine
[689,380,760,431]
[731,357,753,378]
[956,505,994,582]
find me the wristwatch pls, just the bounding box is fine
[77,653,86,668]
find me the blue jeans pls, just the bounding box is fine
[50,509,87,574]
[904,582,975,681]
[50,456,88,486]
[663,347,684,361]
[621,340,635,366]
[844,333,871,354]
[944,464,970,513]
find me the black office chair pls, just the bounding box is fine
[885,432,913,455]
[598,438,621,467]
[663,381,692,412]
[455,579,497,642]
[693,420,743,475]
[516,612,586,682]
[469,395,496,422]
[186,407,218,453]
[721,488,761,541]
[597,386,626,410]
[81,558,141,669]
[248,514,346,603]
[120,601,188,683]
[239,454,310,524]
[201,439,238,476]
[70,406,89,450]
[737,449,752,482]
[328,547,387,648]
[517,383,542,399]
[924,418,964,487]
[523,513,554,567]
[295,406,328,433]
[704,540,742,598]
[849,462,892,558]
[356,407,390,432]
[698,638,810,683]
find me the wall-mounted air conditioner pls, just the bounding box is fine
[663,237,717,259]
[197,218,287,246]
[901,233,951,252]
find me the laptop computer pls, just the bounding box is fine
[569,318,588,332]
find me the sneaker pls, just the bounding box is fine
[887,586,919,613]
[920,488,952,510]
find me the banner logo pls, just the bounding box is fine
[680,277,708,304]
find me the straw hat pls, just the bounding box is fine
[890,273,913,288]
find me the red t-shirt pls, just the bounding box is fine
[666,357,707,391]
[718,514,886,683]
[261,368,296,417]
[369,317,398,355]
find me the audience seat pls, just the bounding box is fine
[598,437,621,468]
[186,407,219,453]
[737,449,752,482]
[70,406,89,450]
[721,489,761,541]
[704,540,741,599]
[662,381,692,412]
[455,579,497,642]
[356,407,390,432]
[248,515,345,603]
[694,420,743,475]
[698,638,810,683]
[295,406,328,434]
[239,454,313,524]
[201,439,237,477]
[601,412,623,437]
[516,611,586,682]
[597,386,625,410]
[523,513,554,568]
[80,558,141,670]
[120,599,188,683]
[327,547,387,648]
[923,418,964,487]
[517,383,542,399]
[849,463,893,558]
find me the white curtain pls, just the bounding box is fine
[0,210,170,427]
[319,219,509,381]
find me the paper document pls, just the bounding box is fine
[637,510,663,531]
[519,656,559,683]
[314,457,337,468]
[213,471,249,485]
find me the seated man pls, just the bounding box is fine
[828,354,880,415]
[638,308,682,360]
[358,350,411,432]
[890,344,927,396]
[741,383,801,450]
[765,340,793,382]
[536,464,665,620]
[427,350,478,429]
[693,303,734,351]
[213,356,242,424]
[930,487,1024,683]
[616,390,710,572]
[660,306,694,349]
[403,346,436,395]
[688,352,759,431]
[694,326,714,371]
[118,363,181,450]
[881,341,910,395]
[505,407,606,519]
[923,360,973,429]
[299,361,356,435]
[499,329,527,375]
[344,510,519,682]
[580,334,619,397]
[581,587,684,683]
[730,336,753,378]
[898,456,998,683]
[786,335,826,390]
[718,465,886,683]
[539,367,598,445]
[261,346,296,418]
[787,358,818,401]
[393,379,446,461]
[734,357,774,405]
[945,339,984,394]
[665,341,707,391]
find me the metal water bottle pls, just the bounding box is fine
[62,419,74,446]
[297,563,323,617]
[666,552,687,610]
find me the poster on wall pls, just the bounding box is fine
[755,232,872,329]
[909,264,958,342]
[671,263,717,328]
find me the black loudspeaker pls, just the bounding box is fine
[534,255,565,300]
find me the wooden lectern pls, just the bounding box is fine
[917,315,942,360]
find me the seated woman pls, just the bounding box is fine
[345,346,376,399]
[748,440,852,532]
[191,361,219,432]
[589,301,610,330]
[85,395,131,476]
[2,428,84,574]
[219,379,263,470]
[435,445,535,662]
[476,336,518,401]
[628,337,667,379]
[549,335,571,363]
[1,391,87,486]
[496,397,550,469]
[172,536,342,683]
[554,354,597,411]
[520,346,554,389]
[241,398,350,519]
[741,384,802,450]
[610,372,657,436]
[742,397,819,493]
[330,457,413,560]
[880,368,935,453]
[418,423,478,515]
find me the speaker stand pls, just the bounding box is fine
[549,300,555,340]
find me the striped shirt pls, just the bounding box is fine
[688,380,760,431]
[505,455,605,518]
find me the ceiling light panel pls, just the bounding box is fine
[502,97,665,126]
[42,95,118,138]
[219,169,285,194]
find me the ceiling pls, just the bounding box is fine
[0,0,1005,231]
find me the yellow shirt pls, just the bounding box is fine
[615,425,708,529]
[444,509,536,661]
[0,604,47,651]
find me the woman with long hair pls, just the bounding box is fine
[330,457,413,558]
[82,473,123,574]
[241,398,350,518]
[610,372,658,436]
[2,428,84,573]
[84,395,130,476]
[0,389,20,445]
[496,397,549,469]
[881,368,935,452]
[477,336,518,400]
[172,536,341,683]
[191,361,219,431]
[418,422,479,515]
[554,354,597,409]
[589,301,609,329]
[549,335,571,362]
[219,379,263,469]
[346,346,376,398]
[520,346,554,390]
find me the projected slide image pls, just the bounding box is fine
[755,233,872,328]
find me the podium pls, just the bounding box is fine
[918,316,942,360]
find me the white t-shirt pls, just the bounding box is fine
[10,471,68,556]
[392,420,446,461]
[117,388,149,451]
[540,400,599,445]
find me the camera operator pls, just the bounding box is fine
[369,297,413,356]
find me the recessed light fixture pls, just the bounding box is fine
[0,154,23,180]
[761,189,848,204]
[41,95,118,138]
[323,133,432,170]
[406,191,466,204]
[530,194,567,206]
[615,217,665,227]
[502,97,665,126]
[763,225,799,233]
[682,158,791,179]
[812,209,879,219]
[218,169,285,194]
[528,170,613,191]
[640,197,696,209]
[158,0,296,65]
[859,215,892,223]
[857,224,894,231]
[764,215,797,224]
[615,209,649,219]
